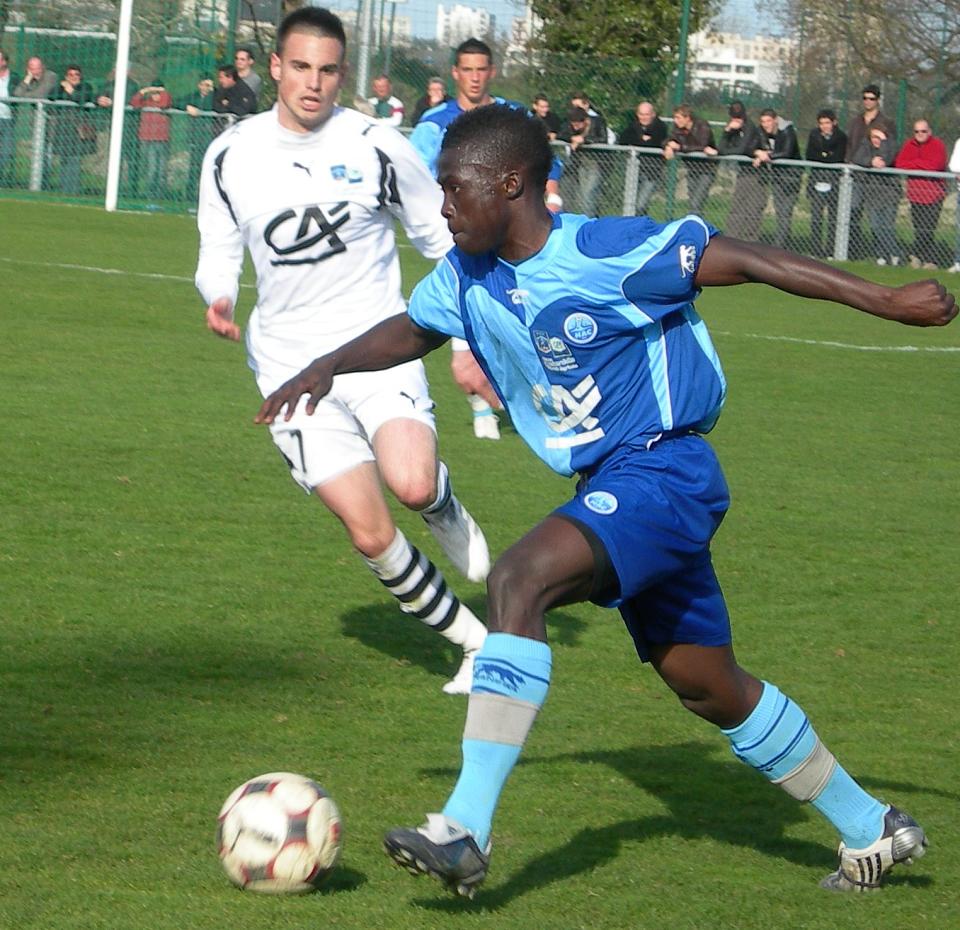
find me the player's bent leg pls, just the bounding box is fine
[652,647,927,891]
[314,463,485,693]
[376,419,490,584]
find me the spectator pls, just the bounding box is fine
[663,103,718,215]
[233,46,262,98]
[570,91,614,143]
[752,107,801,249]
[179,76,216,202]
[213,65,256,128]
[805,108,847,259]
[52,64,96,195]
[130,79,173,201]
[850,124,902,266]
[618,100,667,214]
[559,105,604,216]
[410,76,448,126]
[14,55,57,99]
[0,49,21,188]
[717,100,763,239]
[97,70,140,197]
[895,119,947,269]
[530,93,561,140]
[949,138,960,273]
[846,84,897,259]
[367,74,404,127]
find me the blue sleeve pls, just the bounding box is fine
[548,155,563,181]
[409,120,443,177]
[620,215,716,318]
[407,258,466,339]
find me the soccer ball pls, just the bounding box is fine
[217,771,342,893]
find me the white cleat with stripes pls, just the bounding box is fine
[820,806,927,892]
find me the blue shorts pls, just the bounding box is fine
[554,434,732,661]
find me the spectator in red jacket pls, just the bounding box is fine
[130,79,173,201]
[895,119,948,268]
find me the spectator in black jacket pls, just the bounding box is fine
[850,123,903,266]
[52,64,96,195]
[214,65,256,131]
[0,49,22,187]
[805,108,847,258]
[718,100,764,238]
[531,94,561,140]
[619,100,666,214]
[559,105,603,216]
[753,108,800,248]
[664,103,718,215]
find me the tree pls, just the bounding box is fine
[530,0,717,63]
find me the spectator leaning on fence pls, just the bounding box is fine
[894,120,947,270]
[805,109,847,259]
[0,50,20,187]
[618,100,667,215]
[717,100,763,240]
[130,79,173,201]
[663,103,717,216]
[850,124,903,267]
[214,65,257,125]
[530,93,561,140]
[570,91,613,144]
[410,76,448,127]
[52,64,96,196]
[234,46,262,99]
[559,105,604,217]
[752,108,801,250]
[180,77,216,202]
[14,56,57,100]
[845,84,897,261]
[367,74,405,127]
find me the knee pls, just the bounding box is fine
[485,558,546,639]
[390,469,437,512]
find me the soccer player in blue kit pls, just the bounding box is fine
[255,105,956,898]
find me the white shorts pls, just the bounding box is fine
[268,360,437,492]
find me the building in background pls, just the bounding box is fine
[436,4,493,46]
[688,29,796,96]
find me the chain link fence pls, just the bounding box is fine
[2,0,959,268]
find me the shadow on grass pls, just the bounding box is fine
[338,598,589,682]
[412,740,935,909]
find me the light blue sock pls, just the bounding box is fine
[723,681,886,849]
[442,633,552,849]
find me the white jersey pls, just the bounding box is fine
[195,105,452,393]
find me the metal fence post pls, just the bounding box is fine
[622,148,639,216]
[29,101,46,192]
[834,165,853,262]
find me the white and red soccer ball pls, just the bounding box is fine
[217,771,342,893]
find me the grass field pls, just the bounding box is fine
[1,199,959,930]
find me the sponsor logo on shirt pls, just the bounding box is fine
[330,165,363,183]
[584,490,619,514]
[263,202,350,265]
[506,287,528,305]
[563,312,598,345]
[532,330,578,372]
[679,242,697,277]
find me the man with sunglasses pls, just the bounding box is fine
[845,84,897,260]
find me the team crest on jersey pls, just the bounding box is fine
[563,312,598,345]
[584,490,618,514]
[679,243,697,277]
[532,330,578,372]
[330,165,363,183]
[506,288,528,305]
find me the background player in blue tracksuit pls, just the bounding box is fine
[257,105,955,899]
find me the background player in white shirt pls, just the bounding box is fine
[195,6,488,694]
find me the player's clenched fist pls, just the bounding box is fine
[885,280,958,327]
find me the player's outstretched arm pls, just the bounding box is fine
[696,235,957,327]
[254,314,447,424]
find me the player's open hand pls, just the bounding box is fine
[206,297,241,341]
[885,279,957,327]
[254,359,335,424]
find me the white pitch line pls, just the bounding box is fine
[4,256,959,354]
[711,329,960,353]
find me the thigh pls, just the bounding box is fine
[342,361,437,444]
[372,416,437,504]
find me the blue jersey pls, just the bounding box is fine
[408,213,727,477]
[410,97,564,182]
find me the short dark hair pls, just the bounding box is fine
[218,64,239,80]
[442,104,553,191]
[235,45,255,60]
[454,37,493,64]
[277,7,347,56]
[533,93,549,105]
[567,106,588,123]
[816,108,837,122]
[760,107,778,119]
[65,63,82,74]
[862,83,881,98]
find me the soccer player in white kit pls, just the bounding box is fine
[194,6,488,694]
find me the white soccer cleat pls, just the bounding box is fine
[442,647,478,695]
[473,412,501,440]
[422,494,490,583]
[820,806,927,893]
